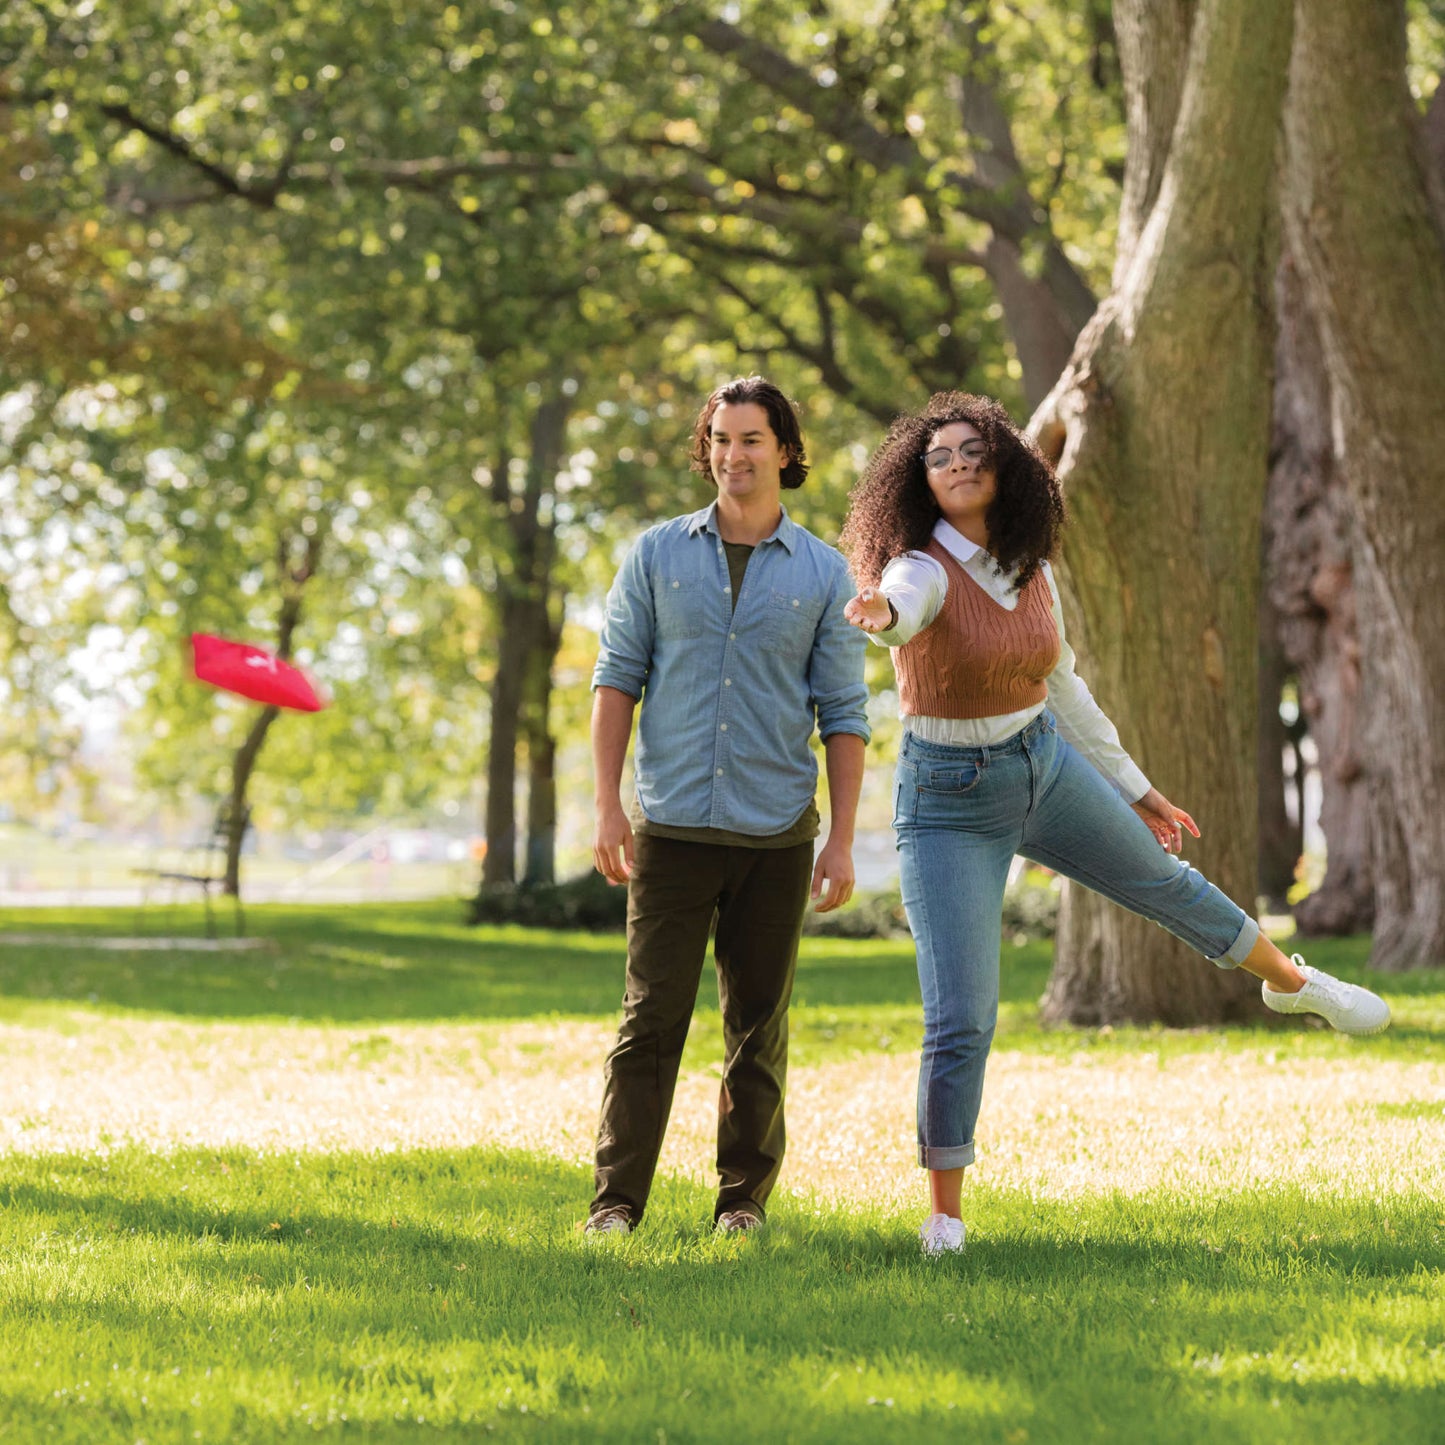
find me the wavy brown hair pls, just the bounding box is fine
[688,375,809,490]
[840,392,1065,589]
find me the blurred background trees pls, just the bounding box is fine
[2,0,1442,1005]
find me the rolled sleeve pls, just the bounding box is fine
[591,534,655,700]
[810,562,871,743]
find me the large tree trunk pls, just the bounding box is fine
[222,529,322,897]
[1283,0,1445,970]
[1265,249,1374,935]
[1029,0,1292,1024]
[479,383,571,887]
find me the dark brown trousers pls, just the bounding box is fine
[590,831,814,1226]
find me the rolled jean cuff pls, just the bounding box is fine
[1210,913,1260,970]
[918,1140,975,1170]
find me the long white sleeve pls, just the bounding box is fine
[1038,566,1150,801]
[871,552,947,645]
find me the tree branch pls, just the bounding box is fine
[97,101,282,207]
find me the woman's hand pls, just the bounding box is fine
[1130,787,1201,854]
[844,587,894,633]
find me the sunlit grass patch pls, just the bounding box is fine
[0,1148,1441,1443]
[1,904,1442,1439]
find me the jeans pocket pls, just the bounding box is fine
[891,765,917,829]
[917,758,985,795]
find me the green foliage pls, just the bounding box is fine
[0,0,1134,839]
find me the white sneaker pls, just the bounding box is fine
[1261,956,1391,1036]
[920,1213,966,1255]
[583,1205,633,1236]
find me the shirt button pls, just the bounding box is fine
[672,580,680,588]
[723,678,732,686]
[720,723,728,731]
[716,768,724,776]
[729,632,736,640]
[792,598,799,607]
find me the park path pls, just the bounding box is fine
[2,1015,1442,1206]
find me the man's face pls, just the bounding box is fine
[708,401,789,502]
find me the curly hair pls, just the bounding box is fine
[839,392,1065,590]
[688,375,809,490]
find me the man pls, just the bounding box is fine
[586,375,870,1237]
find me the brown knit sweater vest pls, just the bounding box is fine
[895,540,1060,718]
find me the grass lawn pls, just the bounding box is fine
[1,902,1442,1441]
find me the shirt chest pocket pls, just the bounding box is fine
[656,575,705,640]
[765,588,825,660]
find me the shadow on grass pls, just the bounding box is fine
[1,1145,1441,1441]
[0,900,940,1025]
[3,905,1434,1058]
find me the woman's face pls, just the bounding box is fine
[923,421,996,523]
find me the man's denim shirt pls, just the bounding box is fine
[592,502,870,836]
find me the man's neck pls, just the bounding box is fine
[715,494,783,546]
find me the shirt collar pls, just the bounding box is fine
[932,517,1019,586]
[932,517,984,568]
[689,501,797,552]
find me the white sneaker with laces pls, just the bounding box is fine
[919,1212,966,1255]
[1261,956,1390,1036]
[583,1205,633,1236]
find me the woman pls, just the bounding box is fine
[838,392,1389,1256]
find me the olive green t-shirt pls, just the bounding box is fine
[632,539,821,849]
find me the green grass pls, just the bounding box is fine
[1,902,1444,1441]
[2,901,1443,1065]
[2,1148,1442,1442]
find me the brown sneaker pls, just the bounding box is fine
[582,1204,633,1237]
[716,1206,764,1235]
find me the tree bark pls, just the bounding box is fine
[222,528,323,897]
[1030,0,1292,1024]
[1283,0,1445,969]
[521,608,562,888]
[1265,249,1373,935]
[481,591,535,886]
[479,383,571,887]
[1110,0,1196,276]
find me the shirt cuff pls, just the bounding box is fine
[870,600,905,647]
[1115,761,1151,803]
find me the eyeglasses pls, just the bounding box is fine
[922,442,989,471]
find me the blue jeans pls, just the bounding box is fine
[893,713,1258,1170]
